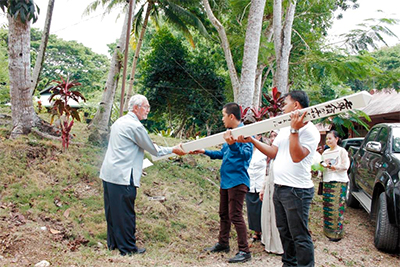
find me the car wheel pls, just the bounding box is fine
[345,176,359,208]
[374,192,399,252]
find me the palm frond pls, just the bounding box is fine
[163,7,195,48]
[133,4,145,38]
[161,1,210,39]
[83,0,126,16]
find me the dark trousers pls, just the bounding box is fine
[245,192,262,232]
[273,185,314,267]
[103,180,138,255]
[218,184,250,253]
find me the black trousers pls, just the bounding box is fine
[245,191,262,232]
[103,180,138,255]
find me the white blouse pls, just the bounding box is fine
[248,149,267,193]
[321,146,350,183]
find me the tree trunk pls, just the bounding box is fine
[173,115,187,138]
[88,6,135,144]
[253,64,266,108]
[123,1,153,111]
[273,0,297,94]
[202,0,240,100]
[31,0,55,95]
[238,0,266,108]
[8,15,35,138]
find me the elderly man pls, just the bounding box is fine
[100,94,185,256]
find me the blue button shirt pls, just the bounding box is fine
[204,125,253,189]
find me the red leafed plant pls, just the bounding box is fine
[49,75,86,150]
[240,87,285,124]
[239,106,251,121]
[262,87,285,118]
[251,106,269,122]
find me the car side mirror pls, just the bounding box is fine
[366,141,382,153]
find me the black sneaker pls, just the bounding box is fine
[228,251,251,263]
[204,243,230,253]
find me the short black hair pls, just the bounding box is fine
[286,90,309,108]
[328,130,342,145]
[223,102,241,121]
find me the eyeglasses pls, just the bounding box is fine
[140,105,151,111]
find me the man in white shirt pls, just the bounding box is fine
[100,94,185,256]
[238,90,320,267]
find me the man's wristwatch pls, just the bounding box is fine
[290,128,299,134]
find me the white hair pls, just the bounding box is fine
[128,94,147,111]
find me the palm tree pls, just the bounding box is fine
[85,0,209,143]
[1,0,39,138]
[31,0,56,95]
[87,1,135,145]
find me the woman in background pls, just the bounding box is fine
[246,134,267,241]
[260,130,283,254]
[320,130,350,241]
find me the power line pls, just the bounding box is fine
[51,13,104,34]
[156,42,225,105]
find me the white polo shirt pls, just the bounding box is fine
[272,122,320,188]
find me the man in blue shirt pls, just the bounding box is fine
[191,102,253,263]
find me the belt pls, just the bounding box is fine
[274,184,290,188]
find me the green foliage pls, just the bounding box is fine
[318,109,371,137]
[140,27,225,137]
[0,28,8,104]
[29,28,109,96]
[131,0,209,49]
[0,0,39,23]
[340,17,399,53]
[347,45,400,91]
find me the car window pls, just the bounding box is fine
[377,127,388,151]
[365,127,380,143]
[392,128,400,153]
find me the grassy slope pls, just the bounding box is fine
[0,113,233,266]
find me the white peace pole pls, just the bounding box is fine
[151,91,372,161]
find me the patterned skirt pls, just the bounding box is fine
[322,181,347,240]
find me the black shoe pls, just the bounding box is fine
[204,243,230,253]
[133,247,146,254]
[228,251,251,263]
[122,247,146,256]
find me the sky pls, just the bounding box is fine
[0,0,400,56]
[328,0,400,49]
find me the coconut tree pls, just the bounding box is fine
[87,2,135,144]
[31,0,56,95]
[85,0,209,140]
[1,0,39,138]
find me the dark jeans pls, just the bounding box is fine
[103,180,138,255]
[218,184,250,253]
[273,185,314,267]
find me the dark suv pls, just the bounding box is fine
[346,123,400,252]
[341,137,364,151]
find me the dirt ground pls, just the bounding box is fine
[1,198,399,267]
